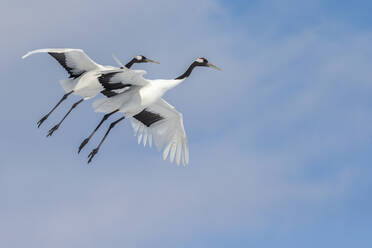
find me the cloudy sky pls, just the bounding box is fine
[1,0,372,247]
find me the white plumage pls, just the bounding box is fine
[22,48,159,135]
[23,48,121,99]
[24,48,220,166]
[22,48,100,73]
[131,99,189,166]
[86,57,221,165]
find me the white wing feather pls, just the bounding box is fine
[130,99,189,166]
[96,68,149,87]
[22,48,100,77]
[92,68,151,113]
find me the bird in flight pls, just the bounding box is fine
[22,48,159,136]
[85,57,221,165]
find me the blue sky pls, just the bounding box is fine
[1,0,372,247]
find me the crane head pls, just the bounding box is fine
[195,57,221,71]
[135,55,160,64]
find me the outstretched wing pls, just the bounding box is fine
[131,99,189,166]
[22,48,101,79]
[97,68,149,97]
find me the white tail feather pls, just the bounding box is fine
[59,79,76,93]
[92,98,118,113]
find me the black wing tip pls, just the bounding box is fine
[48,52,84,79]
[133,109,164,127]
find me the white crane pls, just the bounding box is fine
[22,48,159,136]
[84,57,221,165]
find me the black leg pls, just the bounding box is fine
[87,116,125,164]
[37,91,73,128]
[47,98,84,137]
[78,109,119,153]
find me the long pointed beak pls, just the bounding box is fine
[207,62,222,71]
[145,58,160,64]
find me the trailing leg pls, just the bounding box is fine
[78,109,119,153]
[87,116,125,164]
[37,91,73,128]
[47,98,84,137]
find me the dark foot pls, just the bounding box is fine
[78,138,90,154]
[37,115,49,128]
[47,124,60,137]
[87,148,99,164]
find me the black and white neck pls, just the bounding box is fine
[175,57,220,80]
[124,55,159,69]
[175,61,200,80]
[125,58,137,69]
[159,57,221,92]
